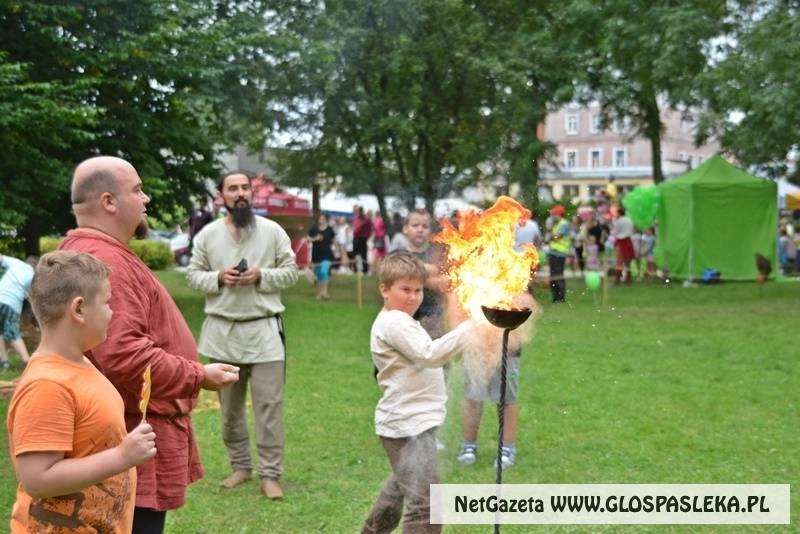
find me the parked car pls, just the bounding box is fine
[147,229,175,245]
[147,229,191,266]
[170,233,191,266]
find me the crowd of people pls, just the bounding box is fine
[19,160,798,533]
[536,185,661,304]
[301,205,423,296]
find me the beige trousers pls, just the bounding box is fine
[215,359,284,480]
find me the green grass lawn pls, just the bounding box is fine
[2,271,798,533]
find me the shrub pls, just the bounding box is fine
[40,236,62,254]
[0,237,25,258]
[6,236,173,270]
[128,240,173,270]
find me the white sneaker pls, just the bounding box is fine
[493,446,516,469]
[457,443,477,465]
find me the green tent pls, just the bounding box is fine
[656,154,777,281]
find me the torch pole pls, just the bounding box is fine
[480,305,532,534]
[356,256,363,309]
[494,328,510,534]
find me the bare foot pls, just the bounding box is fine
[261,477,284,500]
[220,470,251,489]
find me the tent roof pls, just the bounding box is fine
[662,154,766,187]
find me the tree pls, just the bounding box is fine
[0,55,98,249]
[696,1,800,181]
[584,1,728,184]
[0,1,281,254]
[271,0,586,222]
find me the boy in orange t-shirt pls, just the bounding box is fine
[7,251,156,533]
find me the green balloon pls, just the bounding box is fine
[622,186,660,230]
[585,271,602,291]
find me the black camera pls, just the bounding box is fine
[235,258,248,274]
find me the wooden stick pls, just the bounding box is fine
[356,256,363,309]
[139,364,152,424]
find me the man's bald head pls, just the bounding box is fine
[71,156,134,205]
[69,156,150,242]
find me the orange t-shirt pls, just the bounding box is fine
[7,353,136,533]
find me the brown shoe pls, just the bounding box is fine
[261,477,284,500]
[220,470,251,489]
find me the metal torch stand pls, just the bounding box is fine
[480,304,531,534]
[494,328,511,534]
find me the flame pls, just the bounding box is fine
[434,196,539,318]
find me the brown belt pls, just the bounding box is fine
[207,313,274,323]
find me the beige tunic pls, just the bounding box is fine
[186,216,299,364]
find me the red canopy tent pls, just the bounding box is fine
[215,174,313,267]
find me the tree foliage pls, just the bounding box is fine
[271,0,587,220]
[3,0,799,253]
[584,1,728,184]
[0,1,279,253]
[696,0,800,180]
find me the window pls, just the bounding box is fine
[589,149,602,168]
[565,149,578,169]
[588,185,603,199]
[680,117,693,133]
[562,185,579,199]
[590,114,601,134]
[614,148,627,168]
[566,114,579,135]
[613,116,627,133]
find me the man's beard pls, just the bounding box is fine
[227,199,254,228]
[134,219,149,240]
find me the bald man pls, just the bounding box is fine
[60,156,240,534]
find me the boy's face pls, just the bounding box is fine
[81,278,113,350]
[403,213,431,250]
[380,276,424,316]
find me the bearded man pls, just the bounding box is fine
[186,171,299,500]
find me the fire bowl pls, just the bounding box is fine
[481,306,532,330]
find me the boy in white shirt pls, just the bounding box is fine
[362,251,472,534]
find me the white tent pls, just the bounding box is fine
[778,179,800,209]
[284,189,479,219]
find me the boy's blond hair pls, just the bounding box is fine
[379,251,428,287]
[29,251,111,326]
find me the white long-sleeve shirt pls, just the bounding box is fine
[611,215,635,240]
[371,309,471,438]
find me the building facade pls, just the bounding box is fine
[540,102,720,202]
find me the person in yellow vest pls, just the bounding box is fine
[547,205,570,303]
[606,175,618,202]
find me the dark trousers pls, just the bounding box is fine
[574,245,585,272]
[362,428,440,533]
[549,254,567,303]
[352,237,369,273]
[133,507,167,534]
